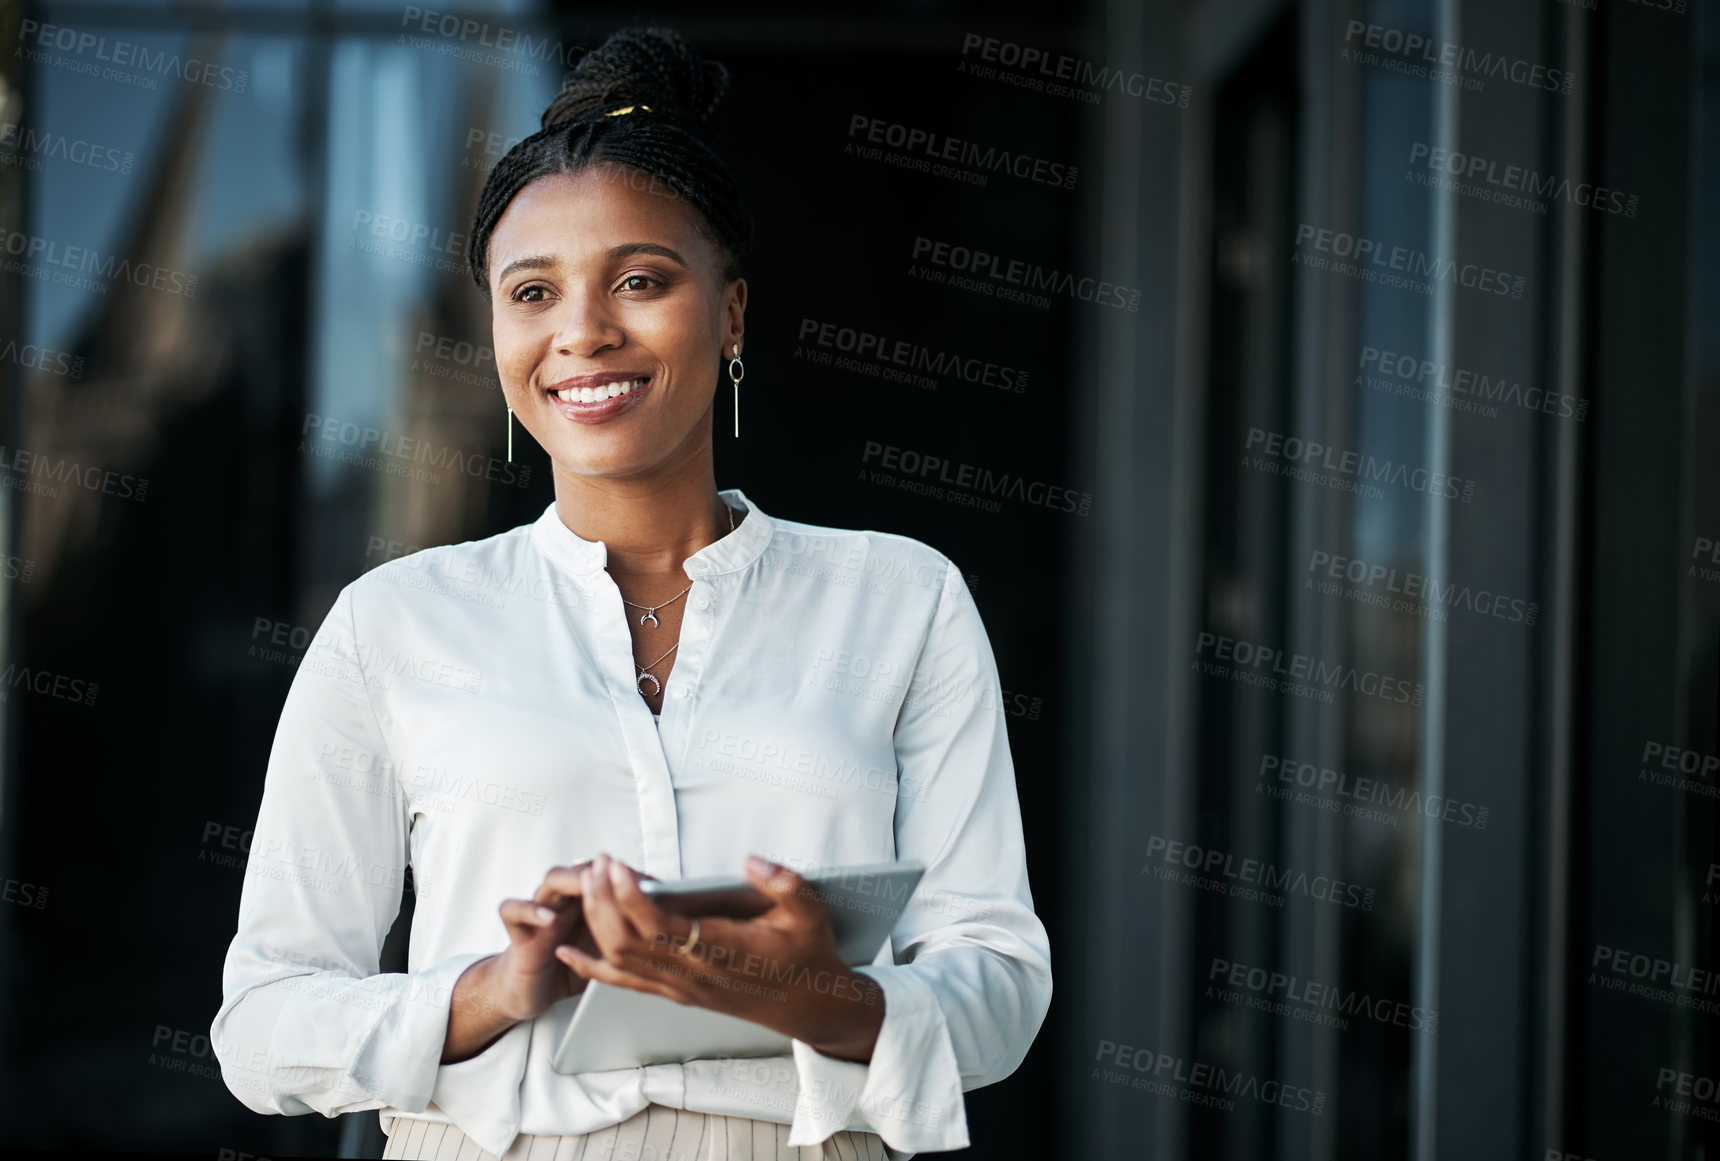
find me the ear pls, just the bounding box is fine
[723,277,747,354]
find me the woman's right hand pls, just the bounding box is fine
[444,857,653,1063]
[488,859,650,1022]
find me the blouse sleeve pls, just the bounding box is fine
[785,558,1054,1154]
[209,584,531,1133]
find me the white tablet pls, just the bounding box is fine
[549,859,925,1075]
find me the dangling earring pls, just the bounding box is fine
[506,406,514,462]
[728,343,744,438]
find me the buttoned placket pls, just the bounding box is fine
[573,548,721,1114]
[530,492,760,886]
[665,558,718,775]
[577,562,688,884]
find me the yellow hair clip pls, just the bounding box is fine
[604,104,652,117]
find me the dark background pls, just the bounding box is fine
[0,1,1714,1159]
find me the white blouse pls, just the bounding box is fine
[210,488,1052,1159]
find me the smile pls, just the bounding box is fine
[542,374,653,424]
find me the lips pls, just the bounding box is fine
[542,373,653,425]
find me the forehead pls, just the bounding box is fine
[489,165,710,265]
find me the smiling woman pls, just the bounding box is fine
[211,25,1051,1161]
[468,26,751,474]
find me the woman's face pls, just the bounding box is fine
[486,164,745,481]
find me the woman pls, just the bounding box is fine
[211,26,1051,1161]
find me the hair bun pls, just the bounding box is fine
[541,26,730,141]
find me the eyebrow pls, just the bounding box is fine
[495,243,690,285]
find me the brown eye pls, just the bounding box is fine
[619,274,661,292]
[512,283,548,304]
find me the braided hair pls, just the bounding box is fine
[466,26,753,301]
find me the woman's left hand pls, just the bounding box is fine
[557,852,885,1063]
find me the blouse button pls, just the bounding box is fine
[693,592,711,610]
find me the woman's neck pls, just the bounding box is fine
[550,467,733,578]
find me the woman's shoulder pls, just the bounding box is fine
[338,520,547,615]
[757,510,961,600]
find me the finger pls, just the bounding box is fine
[581,856,645,958]
[498,897,558,942]
[557,943,687,1004]
[606,860,679,951]
[677,914,743,957]
[743,855,817,916]
[533,866,592,906]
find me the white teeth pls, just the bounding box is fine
[556,378,643,403]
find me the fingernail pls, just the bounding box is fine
[610,860,626,884]
[746,855,773,874]
[535,906,555,922]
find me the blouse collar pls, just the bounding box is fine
[529,487,775,579]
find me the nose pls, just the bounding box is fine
[550,286,623,357]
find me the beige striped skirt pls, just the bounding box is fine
[382,1103,893,1161]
